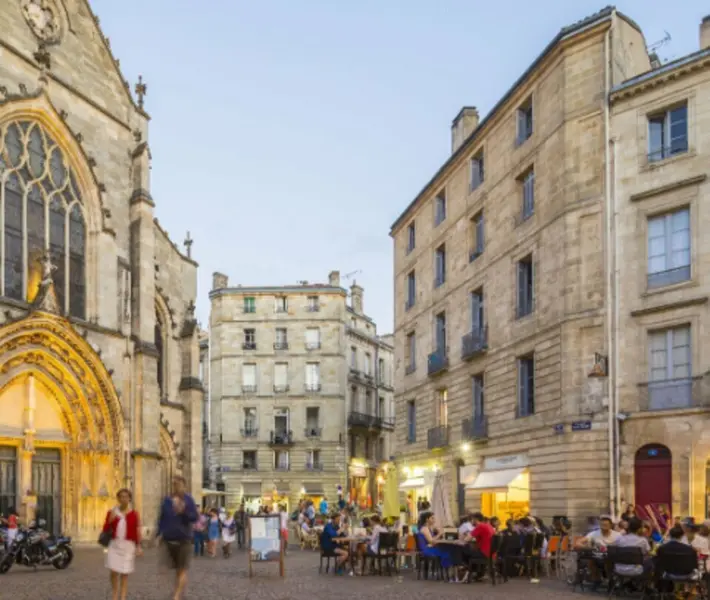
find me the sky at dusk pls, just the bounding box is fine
[91,0,708,331]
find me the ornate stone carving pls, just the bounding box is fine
[21,0,62,44]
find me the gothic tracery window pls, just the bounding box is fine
[0,120,86,318]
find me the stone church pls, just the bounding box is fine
[0,0,203,540]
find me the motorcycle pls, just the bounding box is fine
[0,520,73,574]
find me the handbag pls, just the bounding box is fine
[98,530,112,547]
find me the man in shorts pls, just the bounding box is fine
[157,476,198,600]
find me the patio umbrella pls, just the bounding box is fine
[431,470,454,529]
[383,468,400,519]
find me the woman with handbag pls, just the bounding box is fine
[101,488,142,600]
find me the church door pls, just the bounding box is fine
[32,449,61,535]
[634,444,672,513]
[0,446,17,517]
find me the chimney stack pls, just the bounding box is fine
[212,272,228,290]
[350,281,364,314]
[701,15,710,50]
[451,106,479,153]
[328,270,340,287]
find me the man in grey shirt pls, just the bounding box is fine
[610,518,651,576]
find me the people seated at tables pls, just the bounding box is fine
[655,525,699,593]
[417,511,459,581]
[467,512,495,582]
[489,517,501,533]
[576,516,621,550]
[610,517,653,576]
[321,512,351,575]
[458,514,473,540]
[360,515,387,562]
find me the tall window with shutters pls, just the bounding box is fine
[647,208,690,288]
[274,362,288,392]
[305,362,320,391]
[407,400,416,443]
[516,254,534,318]
[517,356,535,417]
[472,375,484,421]
[242,363,257,393]
[305,327,320,350]
[1,120,86,316]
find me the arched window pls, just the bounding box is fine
[0,120,86,318]
[155,313,166,400]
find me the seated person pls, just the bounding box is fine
[363,515,388,559]
[655,525,699,593]
[610,517,652,576]
[321,512,349,573]
[418,511,457,579]
[575,516,621,586]
[458,514,474,540]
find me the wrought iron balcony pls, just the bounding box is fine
[638,377,707,411]
[242,342,256,350]
[305,462,323,471]
[427,349,449,376]
[240,427,258,438]
[461,326,488,360]
[273,341,289,350]
[349,368,361,380]
[461,416,488,441]
[305,383,322,393]
[427,424,450,450]
[304,427,322,438]
[269,430,294,446]
[348,411,382,430]
[274,464,290,472]
[242,384,258,393]
[382,418,395,431]
[242,463,258,471]
[306,304,320,312]
[273,384,290,393]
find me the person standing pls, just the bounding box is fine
[2,506,19,548]
[157,476,198,600]
[234,504,246,549]
[279,504,289,554]
[103,489,142,600]
[221,513,236,558]
[319,496,328,516]
[206,509,220,557]
[192,511,207,557]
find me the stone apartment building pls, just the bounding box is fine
[208,271,394,511]
[610,18,710,520]
[390,7,654,525]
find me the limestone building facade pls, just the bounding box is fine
[610,18,710,520]
[0,1,203,540]
[391,7,652,525]
[208,271,394,511]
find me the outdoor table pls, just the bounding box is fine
[334,537,369,572]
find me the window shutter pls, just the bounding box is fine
[471,293,481,330]
[517,263,525,314]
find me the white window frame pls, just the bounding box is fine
[647,208,690,288]
[648,102,688,162]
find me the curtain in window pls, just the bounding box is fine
[305,363,320,386]
[0,121,85,315]
[274,363,287,387]
[242,364,256,386]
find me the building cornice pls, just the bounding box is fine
[629,174,707,203]
[630,296,708,318]
[209,287,346,299]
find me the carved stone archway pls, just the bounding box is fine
[0,310,124,539]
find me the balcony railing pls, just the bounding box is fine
[638,377,707,411]
[405,363,416,375]
[242,384,257,393]
[349,368,361,380]
[305,341,321,350]
[461,416,488,441]
[305,383,322,392]
[348,411,382,429]
[269,430,294,445]
[274,464,290,472]
[427,349,449,376]
[382,418,395,431]
[240,427,258,438]
[306,304,320,312]
[273,384,290,393]
[242,463,258,471]
[273,341,289,350]
[461,326,488,360]
[305,427,322,438]
[305,462,323,471]
[242,342,256,350]
[427,424,450,450]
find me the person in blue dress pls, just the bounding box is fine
[417,511,457,580]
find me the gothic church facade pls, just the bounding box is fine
[0,0,203,540]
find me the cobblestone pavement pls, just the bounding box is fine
[0,545,581,600]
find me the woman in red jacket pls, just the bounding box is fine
[103,488,142,600]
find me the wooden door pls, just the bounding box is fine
[634,444,672,510]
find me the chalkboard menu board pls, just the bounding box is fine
[248,515,284,577]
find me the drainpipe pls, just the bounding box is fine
[604,12,617,520]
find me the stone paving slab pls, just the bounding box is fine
[0,546,581,600]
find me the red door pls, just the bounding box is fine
[634,444,672,510]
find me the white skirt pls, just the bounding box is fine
[106,538,137,574]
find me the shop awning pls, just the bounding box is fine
[242,482,262,497]
[303,482,324,495]
[466,467,527,493]
[274,482,290,495]
[399,477,425,490]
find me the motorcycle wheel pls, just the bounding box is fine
[0,557,12,574]
[53,546,73,570]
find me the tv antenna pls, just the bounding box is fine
[343,270,362,282]
[647,31,671,54]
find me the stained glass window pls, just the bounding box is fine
[0,120,86,317]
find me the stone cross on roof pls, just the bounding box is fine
[135,75,147,109]
[184,231,193,258]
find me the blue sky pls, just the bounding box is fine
[92,0,707,331]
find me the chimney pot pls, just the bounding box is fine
[451,106,479,153]
[328,270,340,287]
[350,282,364,315]
[701,15,710,50]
